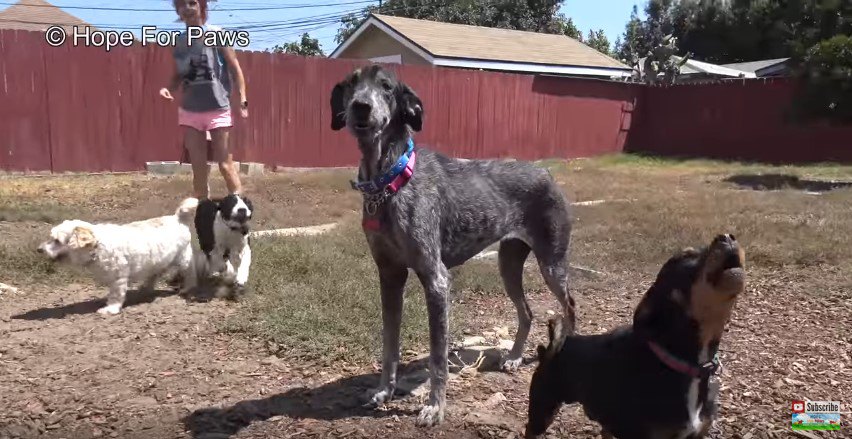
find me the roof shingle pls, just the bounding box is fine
[371,14,629,70]
[0,0,94,32]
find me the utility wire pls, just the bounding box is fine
[0,1,376,12]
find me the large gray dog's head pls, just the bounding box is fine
[329,64,423,140]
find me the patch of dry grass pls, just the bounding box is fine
[1,154,850,367]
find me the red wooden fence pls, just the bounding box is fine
[0,29,639,172]
[628,79,852,164]
[1,29,850,173]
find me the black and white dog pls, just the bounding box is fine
[194,194,254,296]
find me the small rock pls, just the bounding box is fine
[0,282,18,295]
[461,336,486,347]
[483,392,507,408]
[261,355,279,366]
[546,310,556,316]
[493,326,510,338]
[126,396,158,408]
[498,339,514,351]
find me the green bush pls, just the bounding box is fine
[794,34,852,124]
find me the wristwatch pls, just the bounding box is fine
[241,100,248,108]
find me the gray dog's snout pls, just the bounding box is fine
[36,247,44,253]
[351,99,372,118]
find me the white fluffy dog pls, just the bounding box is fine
[37,198,200,315]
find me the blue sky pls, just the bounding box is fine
[5,0,643,54]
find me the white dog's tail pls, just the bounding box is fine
[175,198,200,225]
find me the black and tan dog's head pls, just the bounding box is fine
[525,316,571,438]
[633,233,746,351]
[329,64,423,140]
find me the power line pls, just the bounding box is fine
[0,1,376,12]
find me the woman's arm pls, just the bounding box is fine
[160,62,182,101]
[220,46,247,116]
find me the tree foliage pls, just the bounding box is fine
[584,29,612,56]
[334,0,582,44]
[794,34,852,123]
[617,0,852,65]
[272,33,325,57]
[615,5,650,64]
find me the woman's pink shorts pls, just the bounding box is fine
[178,107,232,132]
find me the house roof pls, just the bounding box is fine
[636,55,757,79]
[0,0,95,32]
[678,57,756,78]
[331,14,632,77]
[721,58,790,75]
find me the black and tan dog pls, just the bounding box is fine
[525,234,746,439]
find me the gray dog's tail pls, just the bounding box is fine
[175,198,200,225]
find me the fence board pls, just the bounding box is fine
[0,30,52,171]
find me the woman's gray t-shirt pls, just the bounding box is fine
[173,24,232,113]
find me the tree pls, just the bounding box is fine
[335,0,581,44]
[618,0,852,65]
[793,34,852,123]
[584,29,612,56]
[273,33,324,57]
[557,15,582,40]
[616,5,648,64]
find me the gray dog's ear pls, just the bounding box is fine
[330,81,348,131]
[398,83,423,132]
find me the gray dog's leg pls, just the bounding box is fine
[415,264,451,427]
[366,264,408,407]
[537,255,575,334]
[499,238,533,371]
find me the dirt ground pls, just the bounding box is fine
[1,157,850,439]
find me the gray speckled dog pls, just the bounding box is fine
[330,64,576,427]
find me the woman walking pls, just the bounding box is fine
[160,0,248,199]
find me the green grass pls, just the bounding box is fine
[0,201,77,223]
[3,152,851,366]
[0,235,87,286]
[221,220,430,364]
[574,153,852,179]
[222,219,549,365]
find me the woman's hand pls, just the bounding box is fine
[240,100,248,118]
[159,87,174,101]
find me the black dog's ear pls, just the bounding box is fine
[632,283,680,338]
[398,83,423,132]
[330,81,348,131]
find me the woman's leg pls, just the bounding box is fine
[183,127,211,199]
[210,127,242,195]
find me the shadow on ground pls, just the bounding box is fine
[181,346,524,438]
[724,174,852,192]
[182,363,428,438]
[10,288,177,320]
